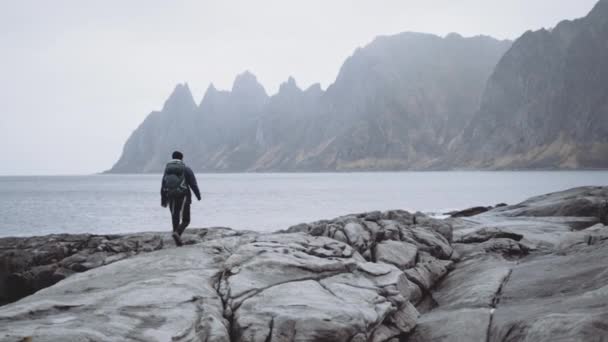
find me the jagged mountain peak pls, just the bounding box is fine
[199,83,230,109]
[232,71,264,92]
[305,83,323,94]
[452,0,608,169]
[586,0,608,27]
[229,71,268,109]
[162,83,196,112]
[108,26,536,173]
[278,76,301,94]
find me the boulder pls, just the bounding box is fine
[374,240,418,269]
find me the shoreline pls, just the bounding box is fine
[2,168,608,178]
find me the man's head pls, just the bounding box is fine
[172,151,184,160]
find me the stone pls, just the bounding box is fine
[409,308,491,342]
[490,186,608,218]
[374,240,418,269]
[0,245,230,342]
[3,187,608,341]
[490,240,608,341]
[403,227,453,260]
[403,258,452,293]
[222,233,419,341]
[431,255,513,310]
[0,228,251,305]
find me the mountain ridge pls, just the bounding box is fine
[108,5,608,173]
[446,0,608,169]
[108,31,512,173]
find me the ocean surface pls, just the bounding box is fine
[0,172,607,237]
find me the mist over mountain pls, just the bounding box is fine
[448,0,608,169]
[110,1,608,173]
[109,32,511,172]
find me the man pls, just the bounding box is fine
[161,151,201,246]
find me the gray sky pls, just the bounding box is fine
[0,0,599,175]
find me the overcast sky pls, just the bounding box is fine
[0,0,599,175]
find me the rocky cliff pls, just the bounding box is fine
[450,0,608,169]
[108,32,511,172]
[109,1,608,173]
[1,187,608,341]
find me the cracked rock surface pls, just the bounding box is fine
[412,186,608,342]
[0,227,249,305]
[1,186,607,341]
[0,211,453,341]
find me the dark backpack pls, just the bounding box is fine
[163,161,189,199]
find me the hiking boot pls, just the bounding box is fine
[172,232,183,247]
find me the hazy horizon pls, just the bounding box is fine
[0,0,599,175]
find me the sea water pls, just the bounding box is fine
[0,171,607,237]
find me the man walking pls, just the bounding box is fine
[161,151,201,246]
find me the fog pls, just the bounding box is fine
[0,0,598,175]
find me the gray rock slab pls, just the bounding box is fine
[0,245,230,342]
[223,233,420,341]
[432,254,514,310]
[409,308,491,342]
[490,240,608,342]
[374,240,418,269]
[488,186,608,218]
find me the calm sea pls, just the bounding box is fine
[0,172,607,237]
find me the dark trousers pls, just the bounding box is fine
[169,195,191,235]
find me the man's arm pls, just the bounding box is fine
[160,170,168,207]
[186,167,201,200]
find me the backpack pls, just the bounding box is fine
[163,161,189,199]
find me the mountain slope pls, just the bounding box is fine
[107,32,511,173]
[450,0,608,169]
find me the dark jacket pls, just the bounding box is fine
[160,160,201,206]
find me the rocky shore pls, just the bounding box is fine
[1,186,607,341]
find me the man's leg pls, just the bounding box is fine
[169,197,184,246]
[169,198,181,233]
[178,199,191,236]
